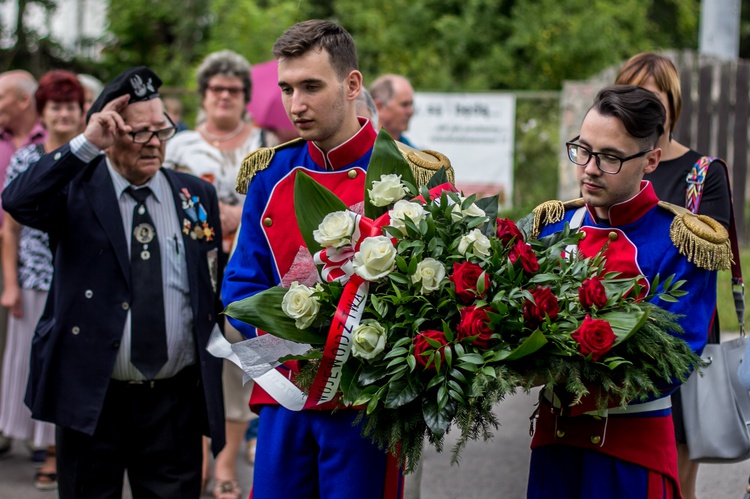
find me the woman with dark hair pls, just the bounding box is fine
[0,69,85,490]
[616,52,732,499]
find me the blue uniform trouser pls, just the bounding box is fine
[252,405,401,499]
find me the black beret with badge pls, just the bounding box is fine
[86,66,162,123]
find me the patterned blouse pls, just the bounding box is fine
[4,144,53,291]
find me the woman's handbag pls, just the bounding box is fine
[682,336,750,462]
[681,156,749,463]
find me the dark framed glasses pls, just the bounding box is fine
[566,136,652,174]
[128,113,177,144]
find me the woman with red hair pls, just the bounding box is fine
[0,70,84,490]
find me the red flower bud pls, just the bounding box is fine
[579,276,607,310]
[496,218,523,247]
[450,261,491,304]
[523,286,559,329]
[457,306,494,348]
[413,330,451,370]
[571,315,617,361]
[509,242,539,273]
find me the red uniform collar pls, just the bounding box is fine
[586,181,659,226]
[306,118,377,170]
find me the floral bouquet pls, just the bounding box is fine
[225,130,700,470]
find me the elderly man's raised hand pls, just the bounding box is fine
[83,94,132,150]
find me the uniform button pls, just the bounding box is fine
[122,302,130,310]
[263,217,273,227]
[556,430,565,438]
[348,170,357,179]
[84,289,93,299]
[54,152,62,160]
[590,435,601,444]
[208,313,213,322]
[71,326,80,335]
[112,340,120,348]
[608,231,618,241]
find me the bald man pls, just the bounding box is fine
[0,70,46,455]
[370,74,415,146]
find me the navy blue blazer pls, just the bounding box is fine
[2,143,226,455]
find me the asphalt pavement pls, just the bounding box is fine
[2,335,750,498]
[1,388,747,498]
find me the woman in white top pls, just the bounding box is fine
[165,50,278,499]
[165,50,278,254]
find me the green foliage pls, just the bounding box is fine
[504,96,561,220]
[717,246,750,332]
[100,0,211,84]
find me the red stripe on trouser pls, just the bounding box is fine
[382,452,404,499]
[647,470,680,499]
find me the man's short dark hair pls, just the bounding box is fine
[272,20,358,80]
[590,85,666,148]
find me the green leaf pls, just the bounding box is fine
[396,256,408,273]
[294,171,348,255]
[457,353,484,364]
[475,195,499,229]
[364,129,418,219]
[601,308,649,343]
[224,288,326,345]
[493,329,548,361]
[425,167,450,189]
[278,351,323,362]
[422,395,454,437]
[384,376,422,408]
[389,273,410,285]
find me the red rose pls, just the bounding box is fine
[509,242,539,273]
[496,218,523,247]
[571,315,617,361]
[413,330,451,370]
[451,261,491,304]
[523,286,559,328]
[457,306,494,348]
[578,276,607,310]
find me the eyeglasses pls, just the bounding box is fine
[128,114,177,144]
[565,136,653,174]
[206,85,244,97]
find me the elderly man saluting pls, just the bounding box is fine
[2,67,225,499]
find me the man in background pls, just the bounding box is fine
[0,69,46,455]
[370,74,415,146]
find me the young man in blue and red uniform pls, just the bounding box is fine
[222,20,405,499]
[526,85,728,498]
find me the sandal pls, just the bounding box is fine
[213,479,241,499]
[34,470,58,491]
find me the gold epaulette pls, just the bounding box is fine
[396,141,455,187]
[658,201,732,271]
[528,198,585,239]
[235,138,305,195]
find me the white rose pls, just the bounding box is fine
[350,321,387,360]
[410,257,446,294]
[450,200,486,221]
[458,228,491,257]
[388,199,427,234]
[313,211,356,248]
[369,174,407,207]
[352,235,397,281]
[281,281,321,329]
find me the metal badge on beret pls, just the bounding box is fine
[86,66,162,123]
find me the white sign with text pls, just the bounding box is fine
[407,93,515,206]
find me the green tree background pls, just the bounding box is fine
[0,0,746,213]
